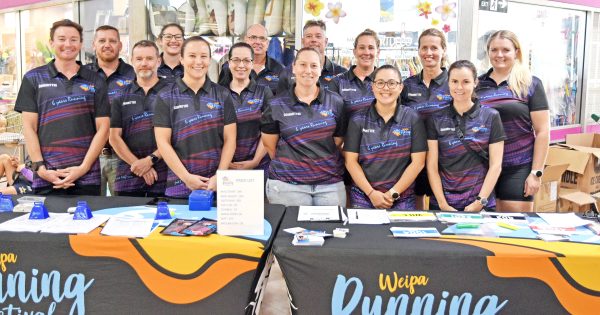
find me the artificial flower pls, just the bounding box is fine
[443,24,451,33]
[305,0,325,17]
[417,1,432,19]
[436,0,457,21]
[326,2,347,24]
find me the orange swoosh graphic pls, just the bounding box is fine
[432,237,600,314]
[69,228,262,304]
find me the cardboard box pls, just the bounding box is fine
[533,164,569,212]
[546,133,600,194]
[558,191,597,213]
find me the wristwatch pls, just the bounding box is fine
[476,196,488,207]
[149,154,159,165]
[389,188,400,200]
[530,170,543,178]
[31,161,45,172]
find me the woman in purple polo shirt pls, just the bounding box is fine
[344,65,427,209]
[427,60,505,211]
[476,30,549,212]
[262,48,346,207]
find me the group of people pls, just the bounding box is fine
[12,18,549,212]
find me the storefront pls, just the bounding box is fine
[0,0,599,141]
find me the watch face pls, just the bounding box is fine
[535,171,543,177]
[480,198,488,206]
[392,192,399,199]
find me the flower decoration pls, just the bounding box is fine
[443,24,451,33]
[305,0,325,17]
[435,0,457,21]
[326,2,347,24]
[431,19,440,26]
[417,1,432,19]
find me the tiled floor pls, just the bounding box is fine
[260,259,292,315]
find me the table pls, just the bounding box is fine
[0,195,285,314]
[273,207,600,314]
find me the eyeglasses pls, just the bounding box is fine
[230,58,253,65]
[247,35,268,42]
[373,80,401,89]
[161,34,184,41]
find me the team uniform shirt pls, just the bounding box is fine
[426,101,506,209]
[476,69,548,169]
[261,86,346,185]
[157,53,184,84]
[224,80,273,170]
[14,60,110,192]
[276,56,347,92]
[400,68,451,120]
[218,56,284,95]
[328,65,376,120]
[344,102,427,209]
[110,79,169,195]
[84,58,135,103]
[153,77,236,198]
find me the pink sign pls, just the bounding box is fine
[0,0,50,10]
[551,0,600,8]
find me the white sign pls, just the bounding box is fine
[217,170,264,235]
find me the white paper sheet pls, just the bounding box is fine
[217,170,264,235]
[347,209,390,224]
[297,206,340,222]
[40,214,110,234]
[538,213,591,228]
[100,217,155,238]
[0,213,62,232]
[387,211,437,222]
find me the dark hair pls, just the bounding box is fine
[95,25,120,40]
[132,40,160,57]
[159,23,185,37]
[354,29,380,49]
[448,60,478,100]
[373,64,402,82]
[293,47,321,65]
[181,36,211,57]
[303,20,326,33]
[418,28,448,66]
[50,19,83,42]
[228,42,254,60]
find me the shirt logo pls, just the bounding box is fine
[341,88,356,92]
[319,110,333,117]
[174,104,189,109]
[206,102,222,110]
[362,128,375,133]
[472,125,489,133]
[38,83,58,88]
[440,127,455,132]
[264,75,279,82]
[407,93,421,97]
[323,75,334,81]
[79,84,95,92]
[283,112,301,117]
[116,79,133,87]
[247,98,262,105]
[436,94,452,101]
[122,101,136,106]
[392,128,411,137]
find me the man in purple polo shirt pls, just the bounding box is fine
[15,19,109,195]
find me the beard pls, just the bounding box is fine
[136,70,154,80]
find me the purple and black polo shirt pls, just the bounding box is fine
[153,77,236,198]
[328,65,376,120]
[261,86,346,185]
[110,79,169,195]
[224,79,273,170]
[426,101,506,209]
[476,69,548,169]
[15,60,110,193]
[157,53,184,84]
[277,56,347,92]
[400,68,451,120]
[218,56,284,95]
[84,58,135,103]
[344,102,427,209]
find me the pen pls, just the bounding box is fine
[497,222,519,230]
[456,223,480,229]
[355,211,359,219]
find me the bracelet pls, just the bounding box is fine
[367,189,375,197]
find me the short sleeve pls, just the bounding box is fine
[217,62,232,87]
[110,94,124,128]
[333,98,347,137]
[529,78,549,112]
[14,77,38,113]
[94,78,110,117]
[426,116,438,140]
[223,93,237,125]
[489,111,506,144]
[261,99,279,134]
[343,118,362,153]
[411,115,428,153]
[152,96,172,128]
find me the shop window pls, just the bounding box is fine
[301,0,459,78]
[20,3,74,72]
[477,3,585,127]
[80,0,130,64]
[0,12,18,102]
[585,12,600,125]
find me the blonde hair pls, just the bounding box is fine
[487,30,532,99]
[418,28,448,67]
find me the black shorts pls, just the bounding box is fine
[414,170,432,196]
[12,175,33,195]
[495,165,533,202]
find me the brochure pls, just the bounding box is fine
[387,211,437,222]
[297,206,342,222]
[347,209,390,224]
[389,227,441,238]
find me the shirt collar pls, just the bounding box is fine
[290,83,326,106]
[368,100,403,124]
[176,76,213,94]
[132,78,167,94]
[450,100,481,119]
[479,67,507,85]
[90,58,129,75]
[48,59,83,78]
[347,65,376,82]
[159,53,183,71]
[417,67,448,86]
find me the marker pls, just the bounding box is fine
[497,222,519,230]
[456,223,480,229]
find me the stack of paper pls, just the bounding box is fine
[292,234,324,246]
[101,217,155,238]
[390,227,441,238]
[0,213,60,232]
[40,214,110,234]
[436,212,485,224]
[537,213,591,228]
[347,209,390,224]
[387,211,437,222]
[297,206,342,222]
